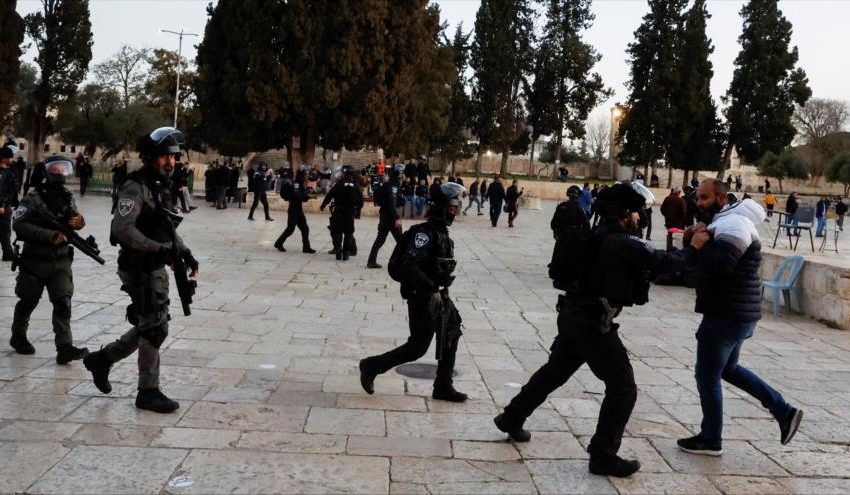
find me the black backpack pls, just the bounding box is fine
[548,225,593,292]
[387,230,411,283]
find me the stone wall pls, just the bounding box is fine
[760,250,850,330]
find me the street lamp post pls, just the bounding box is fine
[160,29,199,128]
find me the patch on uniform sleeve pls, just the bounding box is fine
[12,206,26,221]
[414,232,430,248]
[117,199,135,217]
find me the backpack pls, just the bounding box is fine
[279,182,292,201]
[548,225,593,292]
[387,229,411,283]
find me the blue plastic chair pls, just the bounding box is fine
[762,256,805,316]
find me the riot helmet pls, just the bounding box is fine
[428,182,466,226]
[595,182,647,220]
[43,156,75,186]
[0,144,19,161]
[138,127,183,161]
[566,185,582,199]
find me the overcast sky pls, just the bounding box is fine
[15,0,850,125]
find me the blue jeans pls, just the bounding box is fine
[695,317,791,443]
[785,214,799,236]
[816,216,826,236]
[414,196,425,216]
[403,195,414,217]
[464,195,481,213]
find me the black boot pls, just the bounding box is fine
[135,387,180,413]
[9,334,35,355]
[274,242,286,252]
[303,246,316,254]
[359,359,377,395]
[56,344,89,365]
[83,350,113,394]
[366,262,382,269]
[588,455,641,478]
[494,413,531,442]
[432,385,468,403]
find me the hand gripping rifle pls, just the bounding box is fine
[162,210,197,316]
[28,209,106,266]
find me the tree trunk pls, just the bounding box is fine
[528,139,536,177]
[475,149,482,178]
[778,179,783,195]
[500,151,509,178]
[292,128,316,168]
[27,112,46,167]
[717,143,733,179]
[667,165,673,189]
[683,169,690,188]
[643,163,649,180]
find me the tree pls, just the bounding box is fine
[537,0,610,178]
[723,0,811,176]
[434,24,475,172]
[826,152,850,197]
[669,0,722,187]
[618,0,686,179]
[757,148,807,194]
[585,115,609,176]
[93,45,150,108]
[23,0,93,164]
[470,0,535,178]
[6,63,37,140]
[792,98,850,182]
[523,43,558,176]
[0,0,25,124]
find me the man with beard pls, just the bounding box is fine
[677,179,802,456]
[494,183,709,478]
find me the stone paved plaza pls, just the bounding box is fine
[1,194,850,494]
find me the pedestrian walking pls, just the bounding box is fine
[486,177,506,228]
[505,180,523,227]
[248,161,274,221]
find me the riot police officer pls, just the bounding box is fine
[493,183,709,478]
[84,127,199,414]
[0,145,19,261]
[8,156,89,363]
[551,185,589,239]
[320,165,362,260]
[274,166,315,253]
[367,164,405,268]
[358,182,468,403]
[248,161,274,221]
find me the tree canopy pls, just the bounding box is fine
[826,151,850,197]
[0,0,25,125]
[757,148,807,194]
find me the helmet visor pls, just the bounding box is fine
[45,159,74,178]
[149,127,184,155]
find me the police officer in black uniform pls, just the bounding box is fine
[274,167,315,253]
[320,165,362,260]
[358,182,468,403]
[493,183,709,477]
[551,185,589,239]
[84,127,199,414]
[9,156,89,364]
[248,161,274,221]
[0,145,19,261]
[367,165,405,268]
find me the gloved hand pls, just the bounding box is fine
[181,250,199,276]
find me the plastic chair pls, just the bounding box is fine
[762,256,805,316]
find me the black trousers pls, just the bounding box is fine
[79,177,89,196]
[276,210,310,249]
[215,186,227,209]
[368,218,402,264]
[490,200,503,227]
[249,192,270,219]
[362,294,457,389]
[330,211,356,254]
[503,297,637,459]
[0,210,12,259]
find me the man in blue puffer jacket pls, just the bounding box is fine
[678,179,803,457]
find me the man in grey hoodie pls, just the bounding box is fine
[678,179,803,456]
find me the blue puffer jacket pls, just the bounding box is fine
[695,199,766,322]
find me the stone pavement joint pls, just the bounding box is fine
[1,195,849,494]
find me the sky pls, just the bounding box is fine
[15,0,850,126]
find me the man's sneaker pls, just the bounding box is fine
[677,434,722,456]
[56,344,89,365]
[432,386,468,403]
[366,262,382,269]
[780,407,803,445]
[588,455,641,478]
[9,335,35,355]
[359,359,376,395]
[83,350,113,394]
[135,387,180,413]
[494,413,531,442]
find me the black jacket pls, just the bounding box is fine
[785,195,798,214]
[389,218,454,300]
[695,240,762,322]
[487,182,506,203]
[506,185,522,204]
[281,181,310,213]
[321,178,363,215]
[551,199,589,238]
[0,167,19,210]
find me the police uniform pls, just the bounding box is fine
[0,146,19,260]
[84,127,197,414]
[248,164,274,221]
[495,183,696,478]
[359,182,467,402]
[320,168,363,260]
[551,187,590,239]
[366,174,404,268]
[9,161,89,364]
[274,174,314,253]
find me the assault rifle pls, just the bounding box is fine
[28,209,106,265]
[162,210,197,316]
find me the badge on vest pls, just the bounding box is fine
[118,199,135,217]
[415,232,430,248]
[12,206,26,221]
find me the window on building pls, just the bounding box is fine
[19,142,25,151]
[44,144,50,152]
[70,145,76,154]
[60,145,67,153]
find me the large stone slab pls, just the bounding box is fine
[390,457,531,484]
[386,412,505,441]
[652,438,788,477]
[236,431,347,454]
[178,401,307,431]
[0,392,87,421]
[348,436,452,458]
[0,441,71,493]
[525,459,616,495]
[29,445,187,494]
[166,449,389,494]
[304,407,385,436]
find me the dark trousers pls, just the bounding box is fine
[503,298,637,458]
[490,200,503,227]
[0,210,12,260]
[331,212,356,254]
[175,188,188,212]
[79,177,89,196]
[249,192,270,219]
[276,210,311,249]
[368,219,402,264]
[507,203,518,227]
[215,186,227,209]
[362,294,457,389]
[644,208,653,240]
